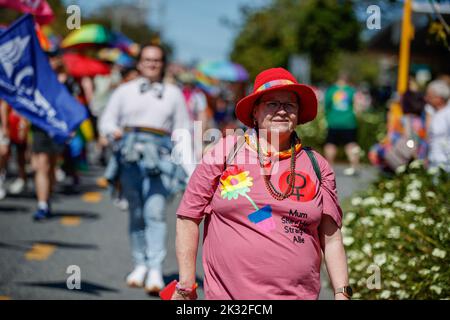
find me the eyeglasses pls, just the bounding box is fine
[140,57,164,64]
[259,100,299,112]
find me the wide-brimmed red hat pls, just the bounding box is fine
[235,67,317,128]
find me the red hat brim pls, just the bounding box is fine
[235,83,318,128]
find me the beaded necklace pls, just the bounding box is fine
[254,131,299,201]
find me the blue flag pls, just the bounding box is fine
[0,14,88,143]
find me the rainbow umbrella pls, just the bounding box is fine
[62,53,111,78]
[61,24,112,49]
[197,61,249,82]
[98,48,135,67]
[110,31,140,56]
[194,71,220,96]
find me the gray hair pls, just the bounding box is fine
[427,80,450,101]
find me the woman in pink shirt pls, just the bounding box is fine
[172,68,351,300]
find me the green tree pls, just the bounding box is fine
[230,0,361,83]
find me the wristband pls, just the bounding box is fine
[175,282,198,298]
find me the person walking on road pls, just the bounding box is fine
[324,73,361,176]
[99,44,194,294]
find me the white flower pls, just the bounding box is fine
[409,190,421,201]
[388,226,401,239]
[361,216,375,226]
[341,226,352,238]
[403,203,418,212]
[344,212,356,223]
[396,165,406,174]
[382,192,396,204]
[374,242,385,249]
[363,197,381,207]
[374,253,387,266]
[427,167,439,175]
[419,269,431,275]
[409,159,424,169]
[417,207,426,214]
[426,191,436,198]
[343,236,355,246]
[380,290,391,299]
[409,223,416,230]
[408,259,417,267]
[351,197,363,206]
[430,285,442,295]
[390,281,401,288]
[393,201,404,208]
[362,243,372,255]
[422,218,435,226]
[382,208,396,219]
[399,274,407,281]
[396,290,409,299]
[385,181,394,189]
[407,180,423,191]
[432,248,447,258]
[353,293,362,299]
[431,266,440,272]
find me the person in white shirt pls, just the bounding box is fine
[425,80,450,172]
[99,44,194,294]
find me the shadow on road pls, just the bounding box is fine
[0,204,30,215]
[49,211,100,221]
[0,240,99,252]
[16,280,119,296]
[23,240,99,250]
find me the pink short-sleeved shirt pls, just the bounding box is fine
[177,135,342,300]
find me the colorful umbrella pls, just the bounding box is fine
[61,24,112,49]
[98,48,135,68]
[62,53,111,78]
[110,31,140,57]
[197,61,249,82]
[194,70,220,96]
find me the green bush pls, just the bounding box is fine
[342,161,450,299]
[296,107,386,162]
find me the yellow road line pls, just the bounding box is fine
[0,296,11,300]
[25,243,56,261]
[60,216,81,226]
[82,192,102,203]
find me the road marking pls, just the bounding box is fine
[0,296,11,300]
[25,243,56,261]
[82,192,102,203]
[60,216,81,226]
[96,177,108,189]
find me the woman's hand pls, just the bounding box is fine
[171,289,198,300]
[335,293,350,300]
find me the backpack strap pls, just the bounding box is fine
[304,147,322,184]
[225,135,246,168]
[225,139,322,185]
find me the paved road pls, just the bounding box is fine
[0,163,376,300]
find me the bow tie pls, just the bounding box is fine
[140,80,164,98]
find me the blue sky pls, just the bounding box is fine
[69,0,269,64]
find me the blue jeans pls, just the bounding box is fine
[120,160,170,270]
